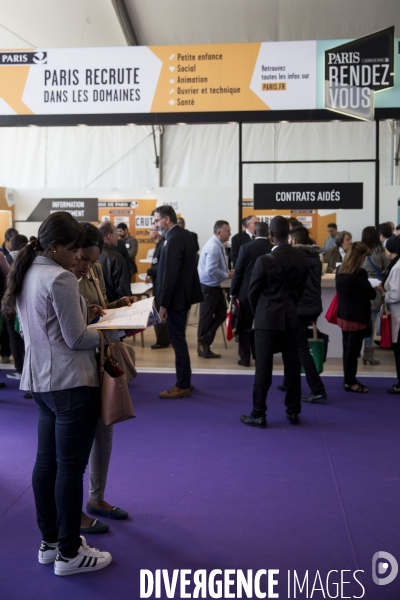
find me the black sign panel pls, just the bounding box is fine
[26,198,98,222]
[254,183,363,210]
[324,27,394,120]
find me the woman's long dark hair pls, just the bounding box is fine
[361,226,381,251]
[2,212,85,317]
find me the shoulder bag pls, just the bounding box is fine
[380,298,392,349]
[98,331,137,426]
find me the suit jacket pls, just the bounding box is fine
[188,230,199,253]
[323,245,342,273]
[116,239,136,276]
[230,231,253,267]
[230,238,273,310]
[17,256,100,392]
[146,237,165,284]
[98,244,131,302]
[248,244,308,330]
[156,225,203,311]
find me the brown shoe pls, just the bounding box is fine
[159,386,191,399]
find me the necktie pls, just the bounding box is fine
[251,235,255,241]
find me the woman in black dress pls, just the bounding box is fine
[336,242,377,393]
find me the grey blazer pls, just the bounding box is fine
[17,256,100,392]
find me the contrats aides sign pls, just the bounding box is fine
[254,183,363,210]
[324,27,395,120]
[0,28,397,118]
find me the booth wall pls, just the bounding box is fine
[2,121,397,245]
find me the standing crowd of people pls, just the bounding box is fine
[1,210,400,577]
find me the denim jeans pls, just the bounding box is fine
[32,386,99,558]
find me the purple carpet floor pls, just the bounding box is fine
[0,370,399,600]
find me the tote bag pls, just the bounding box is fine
[98,331,136,426]
[302,324,324,375]
[325,293,338,325]
[380,300,392,349]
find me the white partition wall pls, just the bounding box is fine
[1,120,398,243]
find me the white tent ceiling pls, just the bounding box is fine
[0,0,399,49]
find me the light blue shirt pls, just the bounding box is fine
[198,235,228,286]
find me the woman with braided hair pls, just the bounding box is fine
[2,212,112,576]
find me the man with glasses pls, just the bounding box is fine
[97,221,131,302]
[152,206,203,399]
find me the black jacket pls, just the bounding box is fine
[189,230,199,253]
[336,267,376,326]
[293,244,323,318]
[156,225,203,311]
[230,231,253,267]
[146,237,165,284]
[249,244,308,330]
[230,237,273,310]
[98,243,131,302]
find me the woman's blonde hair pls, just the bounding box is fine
[339,241,369,275]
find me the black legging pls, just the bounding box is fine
[342,329,366,386]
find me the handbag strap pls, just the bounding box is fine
[89,267,107,309]
[367,257,384,281]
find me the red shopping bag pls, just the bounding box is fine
[226,298,240,342]
[325,293,338,325]
[380,301,392,348]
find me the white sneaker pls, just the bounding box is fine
[38,541,59,564]
[7,372,21,380]
[54,536,112,576]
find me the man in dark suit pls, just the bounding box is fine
[177,217,199,253]
[230,215,259,267]
[153,205,203,399]
[230,222,273,366]
[146,225,170,349]
[240,216,308,428]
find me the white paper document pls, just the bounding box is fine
[88,296,161,330]
[368,278,381,288]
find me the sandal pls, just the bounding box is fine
[344,382,368,393]
[387,384,400,394]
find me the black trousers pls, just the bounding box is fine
[0,318,11,358]
[283,316,325,395]
[154,295,170,346]
[167,308,191,389]
[342,329,366,386]
[198,284,226,346]
[6,317,25,373]
[391,329,400,384]
[252,324,301,418]
[237,306,254,363]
